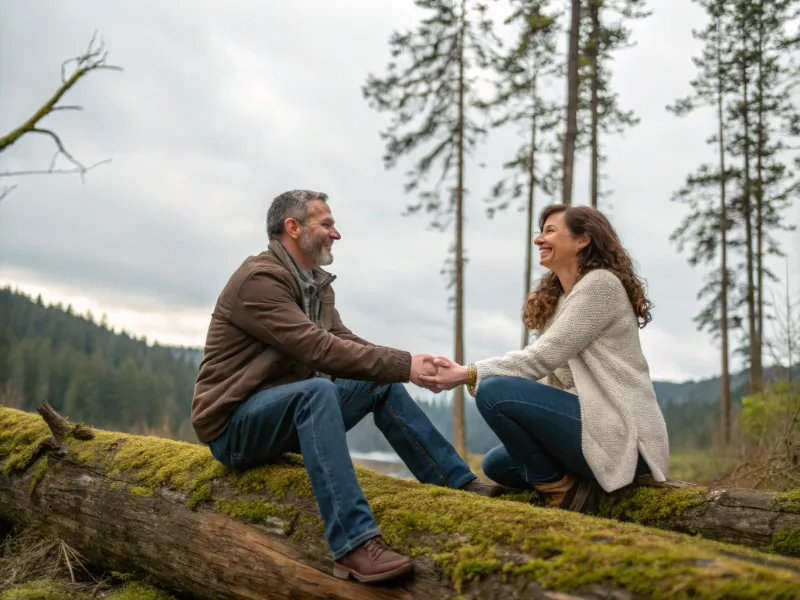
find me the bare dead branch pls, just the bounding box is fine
[0,184,17,203]
[36,402,95,442]
[31,128,84,171]
[0,159,112,181]
[0,31,122,193]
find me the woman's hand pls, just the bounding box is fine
[418,356,469,392]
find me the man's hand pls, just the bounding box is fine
[418,356,469,392]
[410,354,438,391]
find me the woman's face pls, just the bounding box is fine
[534,211,587,270]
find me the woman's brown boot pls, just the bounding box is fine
[532,474,598,513]
[532,474,578,507]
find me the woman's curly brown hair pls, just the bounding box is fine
[523,204,653,333]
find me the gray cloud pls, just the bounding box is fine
[1,0,797,384]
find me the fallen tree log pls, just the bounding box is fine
[1,406,800,600]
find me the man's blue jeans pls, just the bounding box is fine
[208,377,476,559]
[476,376,647,488]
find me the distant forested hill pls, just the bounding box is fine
[0,287,199,440]
[0,287,778,453]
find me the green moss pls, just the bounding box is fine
[290,530,304,543]
[596,486,707,527]
[187,483,210,509]
[214,498,280,521]
[227,456,313,499]
[129,486,153,498]
[351,464,800,599]
[0,582,74,600]
[451,558,501,593]
[0,409,53,476]
[105,582,175,600]
[28,458,48,494]
[770,529,800,557]
[775,488,800,511]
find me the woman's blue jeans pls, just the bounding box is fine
[476,376,647,488]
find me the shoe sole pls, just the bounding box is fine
[333,560,414,583]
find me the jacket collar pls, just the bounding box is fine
[267,240,336,289]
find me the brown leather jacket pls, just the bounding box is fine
[191,241,411,443]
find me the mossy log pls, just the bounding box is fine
[2,406,800,600]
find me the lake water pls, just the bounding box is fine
[350,450,402,464]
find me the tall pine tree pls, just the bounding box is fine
[726,0,798,392]
[562,0,581,205]
[667,0,737,443]
[479,0,561,349]
[362,0,496,458]
[580,0,648,207]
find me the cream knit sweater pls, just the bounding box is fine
[474,268,669,492]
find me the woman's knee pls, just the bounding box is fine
[475,376,509,412]
[481,445,508,480]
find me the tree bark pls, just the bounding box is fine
[562,0,581,207]
[589,0,600,209]
[716,6,731,445]
[521,70,538,351]
[754,0,765,390]
[452,0,468,460]
[739,17,760,394]
[2,406,800,600]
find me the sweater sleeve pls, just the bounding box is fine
[474,270,625,389]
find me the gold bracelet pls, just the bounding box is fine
[466,364,478,397]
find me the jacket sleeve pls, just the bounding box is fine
[474,270,624,387]
[230,269,410,382]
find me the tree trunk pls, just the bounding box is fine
[740,19,759,394]
[562,0,581,207]
[754,0,765,390]
[589,0,600,209]
[716,9,731,446]
[452,0,467,459]
[2,406,800,600]
[521,71,538,351]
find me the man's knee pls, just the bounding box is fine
[299,377,339,409]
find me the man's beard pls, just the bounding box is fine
[299,229,333,268]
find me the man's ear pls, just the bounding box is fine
[284,217,302,240]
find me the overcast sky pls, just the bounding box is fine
[1,0,798,384]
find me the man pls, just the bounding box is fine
[191,190,500,584]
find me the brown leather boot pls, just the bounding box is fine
[333,536,414,583]
[532,474,598,513]
[460,478,511,498]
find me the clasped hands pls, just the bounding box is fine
[410,354,468,393]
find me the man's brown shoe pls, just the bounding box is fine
[333,536,414,583]
[460,478,511,498]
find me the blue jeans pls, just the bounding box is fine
[208,377,476,559]
[476,376,647,488]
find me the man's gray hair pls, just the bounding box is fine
[266,189,329,240]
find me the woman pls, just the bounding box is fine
[421,204,669,512]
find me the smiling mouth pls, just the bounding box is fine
[539,247,552,258]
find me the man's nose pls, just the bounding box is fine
[330,227,341,240]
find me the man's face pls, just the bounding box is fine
[297,200,340,268]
